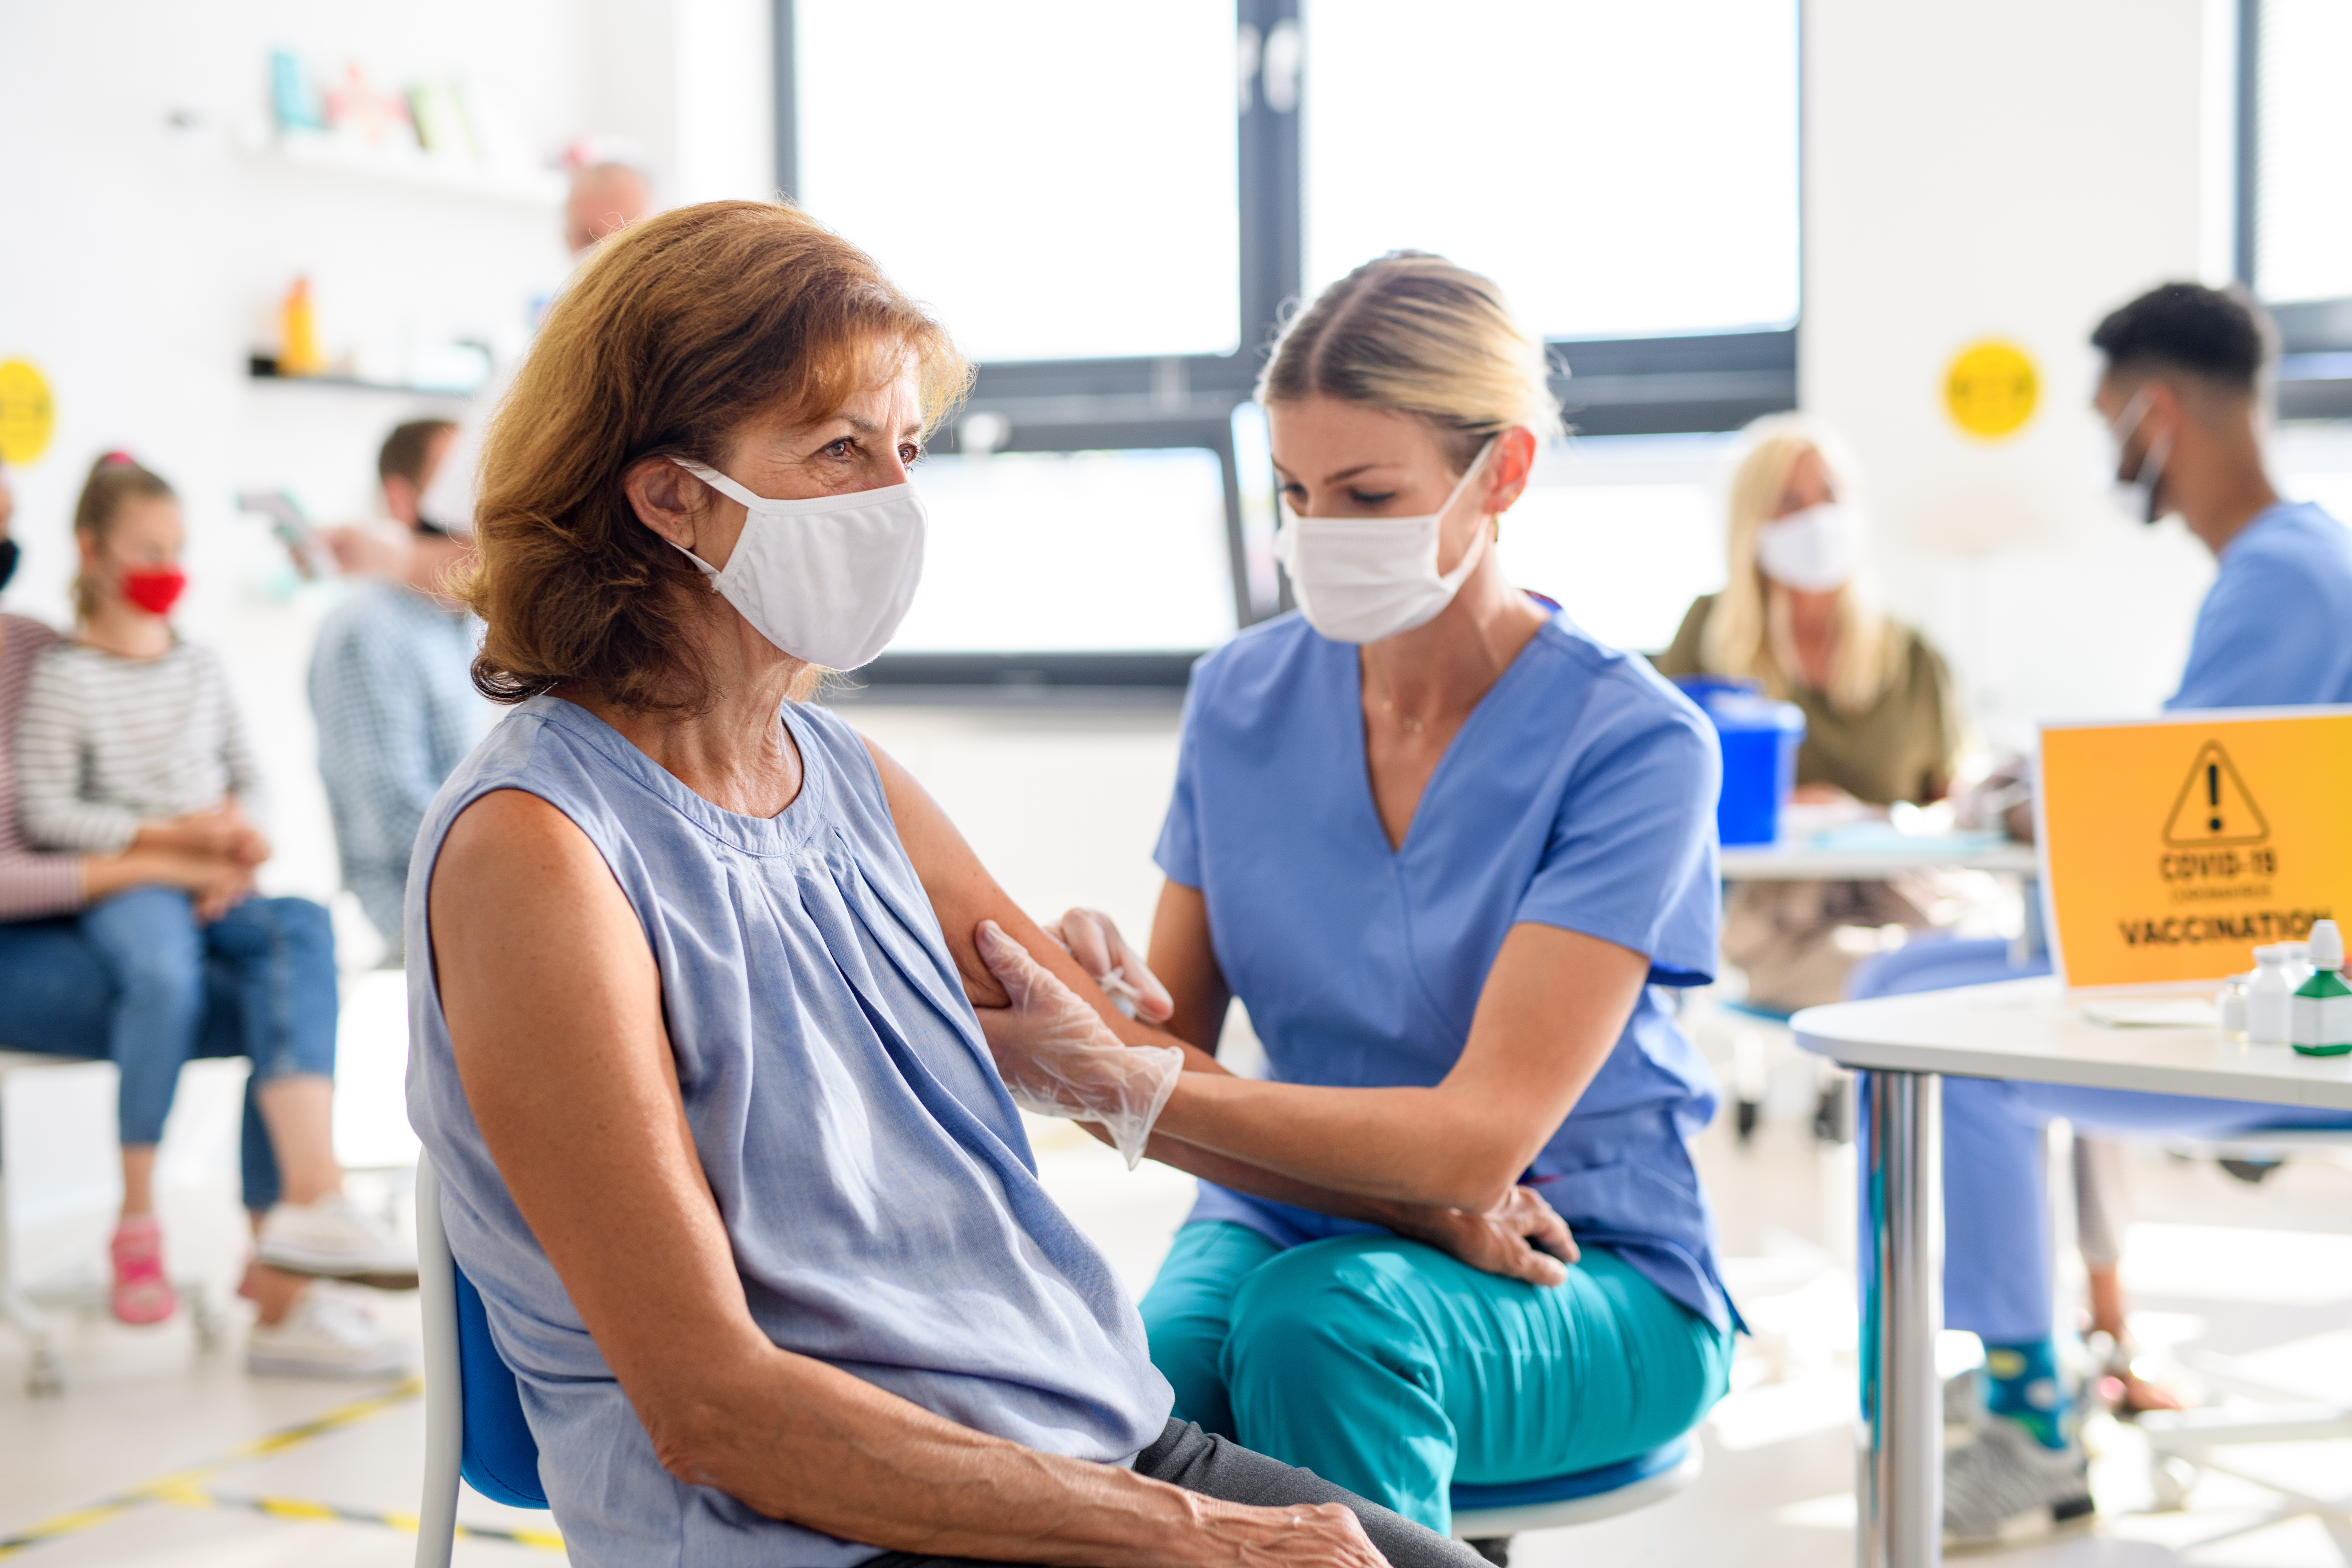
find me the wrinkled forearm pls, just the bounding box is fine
[652,1347,1281,1566]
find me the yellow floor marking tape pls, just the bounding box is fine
[0,1378,431,1559]
[196,1491,564,1552]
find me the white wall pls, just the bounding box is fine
[583,0,776,207]
[0,0,772,921]
[1803,0,2236,754]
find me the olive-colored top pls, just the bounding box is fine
[1651,594,1962,806]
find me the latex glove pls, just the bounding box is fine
[1044,906,1175,1024]
[973,920,1183,1168]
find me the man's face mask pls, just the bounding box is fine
[2105,387,2171,526]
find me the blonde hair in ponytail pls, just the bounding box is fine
[70,453,176,623]
[1258,250,1562,472]
[1701,414,1904,716]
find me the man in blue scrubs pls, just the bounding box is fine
[1939,283,2352,1545]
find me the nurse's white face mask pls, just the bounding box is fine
[1275,438,1498,644]
[669,459,926,671]
[1754,502,1865,593]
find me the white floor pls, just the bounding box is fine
[3,700,2347,1566]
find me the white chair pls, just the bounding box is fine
[0,1050,220,1394]
[1449,1435,1703,1544]
[415,1153,551,1568]
[2132,1126,2352,1538]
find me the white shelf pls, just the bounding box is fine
[242,133,564,207]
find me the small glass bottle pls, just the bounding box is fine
[2216,973,2249,1041]
[2246,945,2294,1046]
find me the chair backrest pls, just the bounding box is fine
[416,1154,548,1510]
[1845,935,2050,1002]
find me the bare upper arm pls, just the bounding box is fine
[857,733,1225,1067]
[427,789,772,1425]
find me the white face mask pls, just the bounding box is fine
[670,459,925,671]
[1274,439,1497,644]
[2104,388,2171,526]
[1754,502,1865,593]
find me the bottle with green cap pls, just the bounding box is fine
[2289,919,2352,1056]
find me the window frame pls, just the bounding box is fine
[2239,0,2352,421]
[774,0,1798,688]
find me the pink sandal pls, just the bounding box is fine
[109,1215,178,1326]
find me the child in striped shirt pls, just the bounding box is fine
[14,454,275,1323]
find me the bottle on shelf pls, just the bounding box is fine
[2288,919,2352,1057]
[278,276,325,377]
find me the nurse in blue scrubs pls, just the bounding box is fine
[987,252,1736,1538]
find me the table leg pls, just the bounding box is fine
[1859,1069,1943,1568]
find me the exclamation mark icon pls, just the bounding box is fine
[2208,762,2222,834]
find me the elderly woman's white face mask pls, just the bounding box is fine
[667,459,927,671]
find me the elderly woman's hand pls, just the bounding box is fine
[972,920,1184,1168]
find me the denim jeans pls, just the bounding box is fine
[0,893,339,1211]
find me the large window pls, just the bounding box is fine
[2242,0,2352,419]
[1495,435,1734,654]
[890,449,1237,653]
[795,0,1239,363]
[1301,1,1799,342]
[777,0,1800,680]
[2248,0,2352,307]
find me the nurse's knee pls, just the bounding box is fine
[1140,1285,1227,1395]
[1224,1244,1426,1388]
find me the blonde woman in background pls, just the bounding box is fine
[1652,416,1963,1010]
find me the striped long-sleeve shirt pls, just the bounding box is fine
[0,615,85,920]
[14,637,266,854]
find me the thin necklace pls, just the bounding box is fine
[1367,664,1431,735]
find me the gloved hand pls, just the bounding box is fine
[1043,906,1176,1024]
[973,920,1184,1169]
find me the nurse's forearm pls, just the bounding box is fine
[1125,1126,1416,1226]
[1152,1078,1529,1211]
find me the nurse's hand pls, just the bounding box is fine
[1389,1185,1579,1288]
[1044,906,1176,1024]
[974,920,1185,1169]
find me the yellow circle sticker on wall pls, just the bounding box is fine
[1944,339,2039,440]
[0,359,55,466]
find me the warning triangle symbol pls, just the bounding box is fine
[2162,740,2270,847]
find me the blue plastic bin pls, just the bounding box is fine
[1673,676,1807,847]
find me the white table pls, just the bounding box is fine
[1791,977,2352,1568]
[1719,835,2039,882]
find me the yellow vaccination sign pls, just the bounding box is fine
[2039,709,2352,990]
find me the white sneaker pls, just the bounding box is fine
[256,1194,419,1288]
[1943,1418,2095,1549]
[247,1281,416,1379]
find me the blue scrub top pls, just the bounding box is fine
[1154,610,1734,1332]
[2168,501,2352,710]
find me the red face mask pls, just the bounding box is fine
[121,567,188,617]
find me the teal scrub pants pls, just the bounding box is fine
[1138,1222,1734,1535]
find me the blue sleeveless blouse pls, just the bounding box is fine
[406,695,1171,1568]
